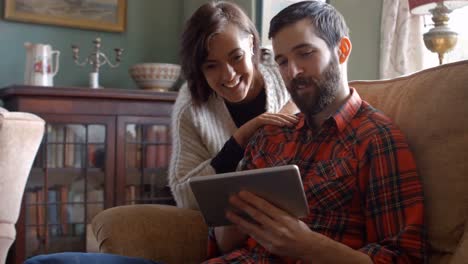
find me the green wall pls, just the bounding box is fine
[253,0,383,81]
[183,0,256,23]
[331,0,382,80]
[0,0,382,91]
[0,0,183,89]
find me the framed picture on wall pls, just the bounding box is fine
[260,0,328,47]
[4,0,127,32]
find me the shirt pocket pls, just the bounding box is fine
[255,138,300,166]
[303,158,358,211]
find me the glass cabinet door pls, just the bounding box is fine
[117,117,174,206]
[22,116,114,258]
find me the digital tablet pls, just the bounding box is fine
[189,164,309,227]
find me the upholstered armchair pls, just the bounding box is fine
[92,60,468,264]
[0,107,45,264]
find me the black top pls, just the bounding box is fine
[210,88,267,173]
[225,88,267,128]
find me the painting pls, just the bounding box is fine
[260,0,328,47]
[4,0,126,32]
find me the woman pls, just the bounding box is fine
[169,1,298,209]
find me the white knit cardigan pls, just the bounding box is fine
[168,64,290,209]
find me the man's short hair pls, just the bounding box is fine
[268,1,349,50]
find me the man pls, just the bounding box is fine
[204,1,426,263]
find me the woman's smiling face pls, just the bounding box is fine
[202,24,257,103]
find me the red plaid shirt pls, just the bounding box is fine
[205,88,426,263]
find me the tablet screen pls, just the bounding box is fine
[189,164,309,227]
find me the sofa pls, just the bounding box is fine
[0,107,45,264]
[91,60,468,264]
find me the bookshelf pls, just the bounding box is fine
[0,85,177,264]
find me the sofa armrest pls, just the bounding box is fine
[91,204,208,264]
[0,107,45,264]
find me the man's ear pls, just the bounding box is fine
[337,37,352,64]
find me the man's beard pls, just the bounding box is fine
[289,55,341,116]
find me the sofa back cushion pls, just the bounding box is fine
[350,60,468,264]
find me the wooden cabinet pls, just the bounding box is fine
[0,85,177,264]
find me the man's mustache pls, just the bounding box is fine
[291,76,314,90]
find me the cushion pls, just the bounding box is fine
[350,60,468,263]
[92,205,208,264]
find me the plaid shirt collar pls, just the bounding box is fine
[296,87,362,133]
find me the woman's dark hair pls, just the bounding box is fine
[180,1,260,105]
[269,1,349,50]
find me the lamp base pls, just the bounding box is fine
[423,25,458,65]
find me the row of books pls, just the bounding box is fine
[24,182,173,256]
[24,185,104,239]
[125,124,171,144]
[24,184,94,258]
[125,184,173,205]
[45,124,106,144]
[33,143,105,169]
[126,125,172,168]
[31,125,106,168]
[33,124,172,169]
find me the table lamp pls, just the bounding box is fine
[408,0,468,64]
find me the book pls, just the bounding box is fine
[25,190,38,226]
[64,127,75,168]
[135,126,143,168]
[47,188,59,236]
[126,143,137,168]
[36,189,46,239]
[68,189,84,236]
[86,189,104,223]
[145,126,158,168]
[87,144,97,167]
[125,185,139,205]
[125,125,143,168]
[74,138,83,168]
[55,126,65,168]
[24,189,40,255]
[155,126,169,168]
[46,125,56,168]
[58,185,70,235]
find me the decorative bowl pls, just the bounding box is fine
[129,63,181,91]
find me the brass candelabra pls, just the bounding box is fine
[71,37,123,88]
